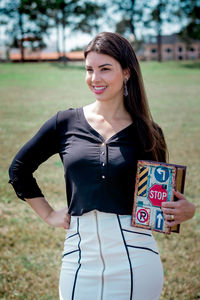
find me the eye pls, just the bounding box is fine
[86,68,93,73]
[101,67,110,71]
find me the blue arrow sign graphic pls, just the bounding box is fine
[155,211,164,230]
[155,167,169,182]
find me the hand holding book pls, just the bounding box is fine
[161,189,195,228]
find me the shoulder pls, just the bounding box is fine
[56,107,81,132]
[38,108,77,133]
[57,108,77,123]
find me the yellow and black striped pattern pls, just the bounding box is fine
[137,166,148,197]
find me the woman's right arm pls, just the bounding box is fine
[9,114,59,201]
[9,111,71,229]
[26,197,70,229]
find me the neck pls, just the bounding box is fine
[90,98,128,121]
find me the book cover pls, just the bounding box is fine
[131,160,186,234]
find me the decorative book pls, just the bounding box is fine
[131,160,186,234]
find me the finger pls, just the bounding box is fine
[63,224,70,229]
[64,208,69,215]
[65,214,71,228]
[161,207,176,214]
[162,201,179,208]
[163,214,176,221]
[62,216,69,227]
[173,189,185,200]
[66,214,71,223]
[64,219,70,227]
[165,220,180,227]
[165,212,183,225]
[63,219,70,229]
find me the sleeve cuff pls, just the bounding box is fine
[8,178,44,201]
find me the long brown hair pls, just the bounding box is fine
[84,32,167,162]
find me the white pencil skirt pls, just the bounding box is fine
[59,210,164,300]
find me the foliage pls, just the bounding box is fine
[0,0,106,61]
[45,0,105,59]
[112,0,144,38]
[0,0,49,50]
[177,0,200,42]
[113,0,200,62]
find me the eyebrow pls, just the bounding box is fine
[86,63,113,68]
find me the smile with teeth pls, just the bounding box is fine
[93,86,107,94]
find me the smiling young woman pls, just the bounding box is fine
[9,32,195,300]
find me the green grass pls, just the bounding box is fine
[0,61,200,299]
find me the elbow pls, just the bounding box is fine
[8,159,43,201]
[8,161,15,183]
[8,158,24,180]
[8,159,26,200]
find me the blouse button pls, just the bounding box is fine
[101,151,105,155]
[102,175,106,179]
[102,163,105,166]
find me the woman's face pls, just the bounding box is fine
[85,51,129,103]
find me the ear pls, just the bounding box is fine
[123,68,130,81]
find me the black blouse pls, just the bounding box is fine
[8,107,155,216]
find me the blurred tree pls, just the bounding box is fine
[0,0,105,62]
[150,1,166,62]
[143,1,168,62]
[112,0,144,40]
[45,0,105,62]
[176,0,200,42]
[0,0,49,62]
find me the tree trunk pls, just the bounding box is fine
[56,21,60,58]
[62,22,67,64]
[157,33,162,62]
[61,8,67,64]
[157,1,162,62]
[130,0,136,36]
[18,11,24,62]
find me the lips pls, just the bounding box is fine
[93,86,107,94]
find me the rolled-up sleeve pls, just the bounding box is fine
[8,113,59,201]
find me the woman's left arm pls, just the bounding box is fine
[162,190,196,227]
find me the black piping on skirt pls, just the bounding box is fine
[126,245,159,255]
[117,215,133,300]
[66,232,79,240]
[122,228,152,237]
[71,217,82,300]
[62,249,79,258]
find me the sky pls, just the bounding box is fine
[43,23,182,52]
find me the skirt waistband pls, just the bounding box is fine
[71,209,131,219]
[69,209,152,236]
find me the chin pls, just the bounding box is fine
[95,96,110,102]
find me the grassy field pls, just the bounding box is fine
[0,61,200,300]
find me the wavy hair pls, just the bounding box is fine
[84,32,167,162]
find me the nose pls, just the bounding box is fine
[91,70,100,82]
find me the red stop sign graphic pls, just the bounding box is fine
[149,184,168,207]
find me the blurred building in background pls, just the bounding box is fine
[9,49,84,62]
[1,33,200,62]
[143,34,200,61]
[0,41,7,61]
